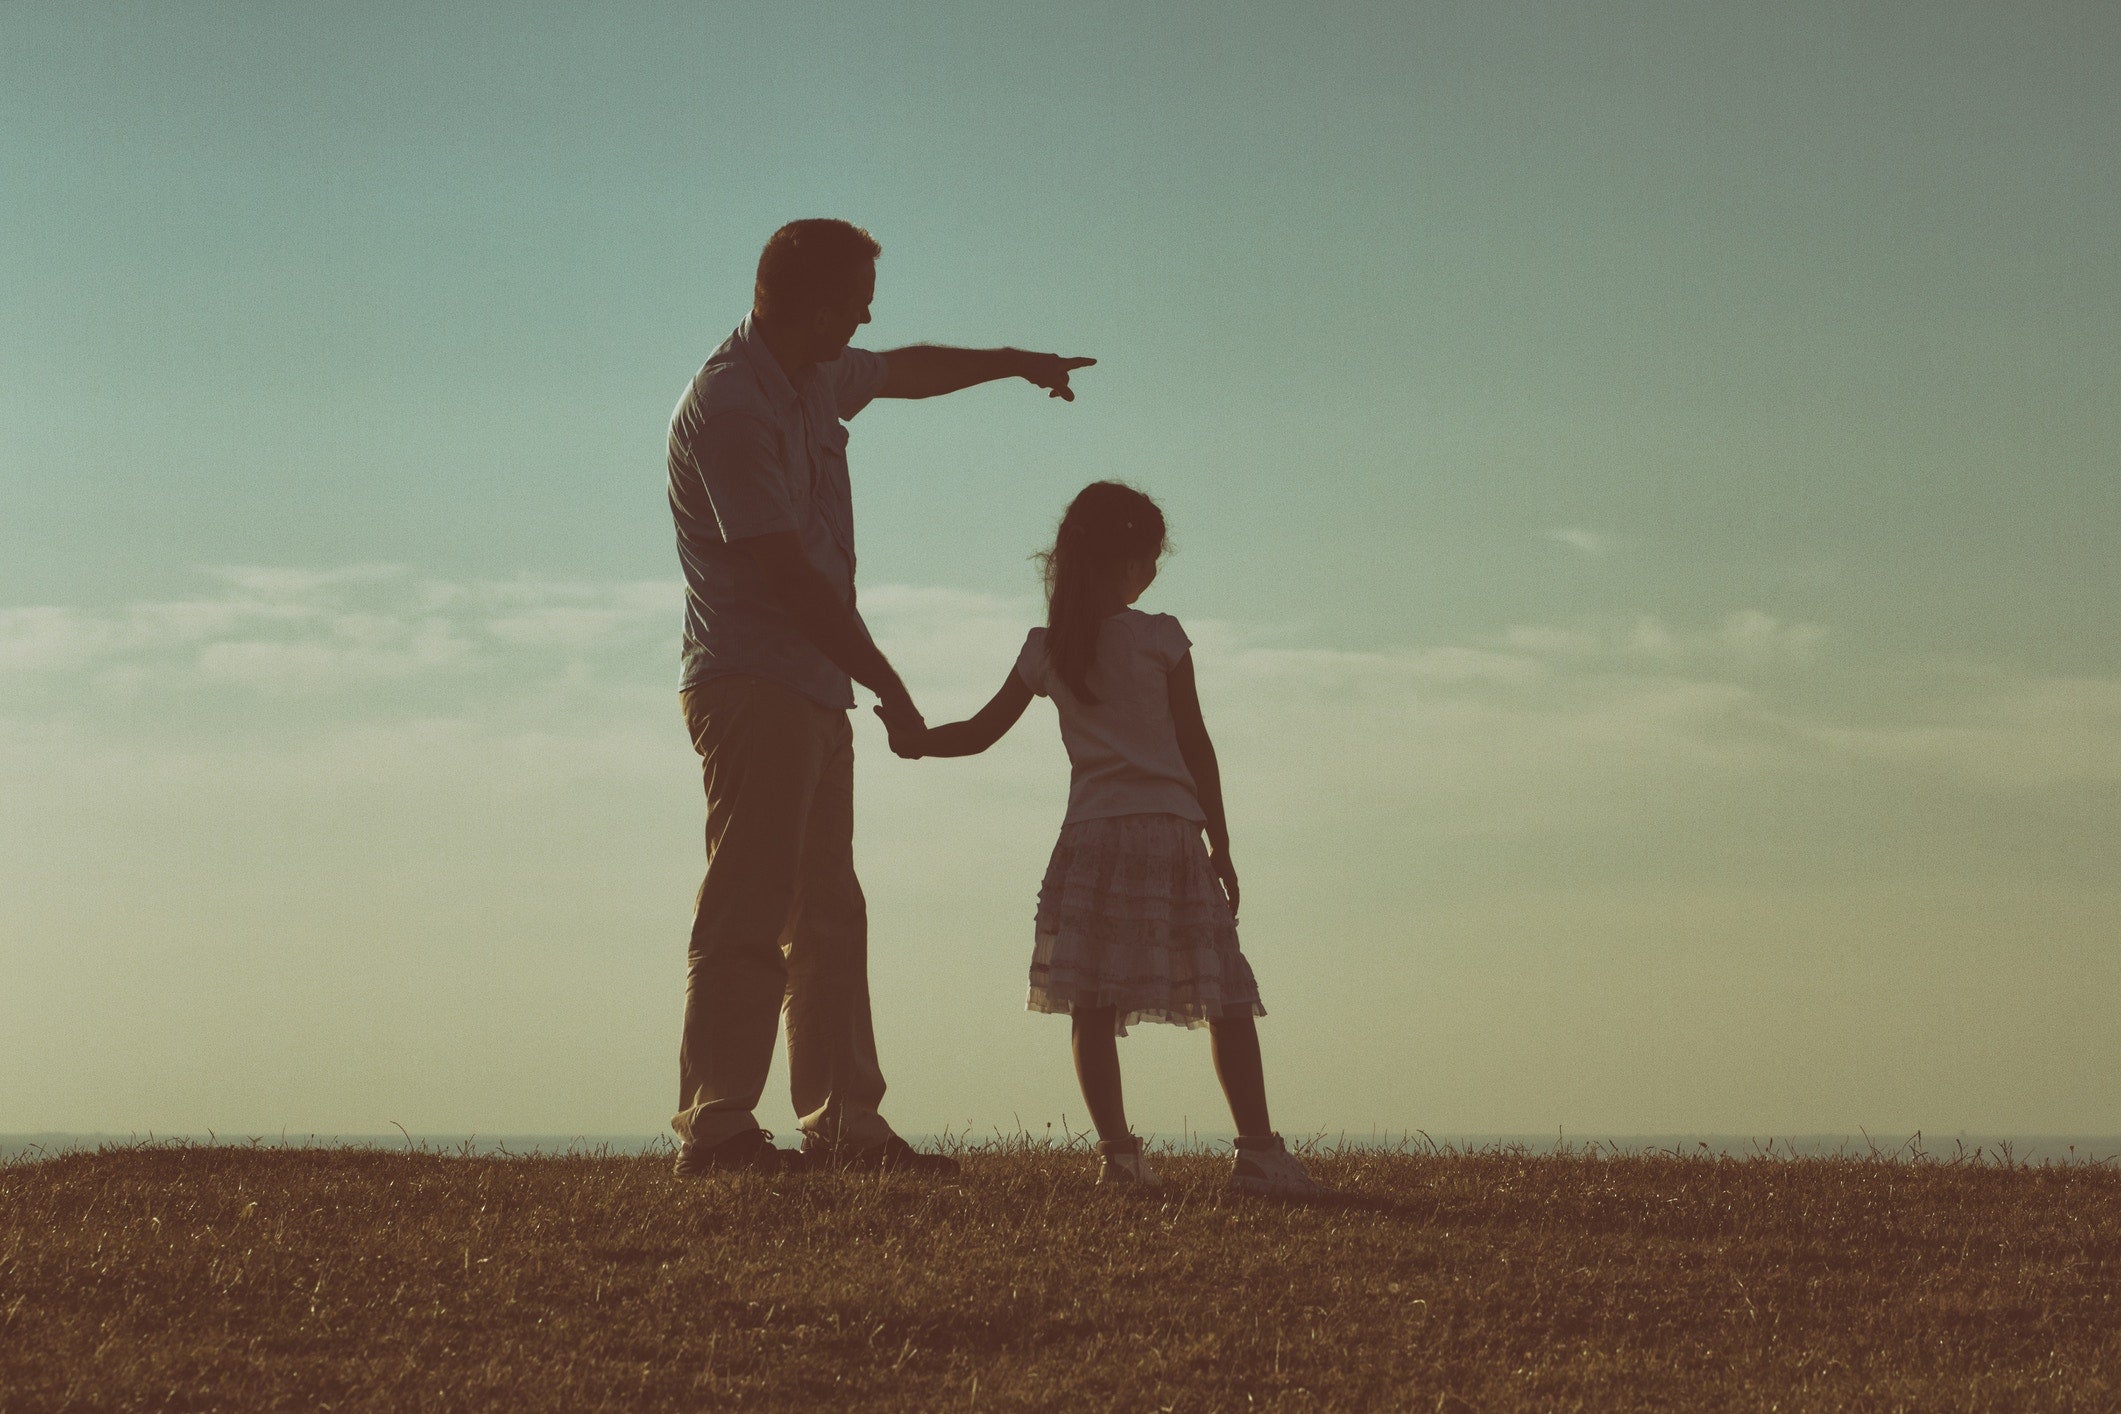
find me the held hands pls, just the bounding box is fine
[1018,352,1096,402]
[872,694,926,760]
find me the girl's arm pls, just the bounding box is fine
[1167,653,1238,914]
[896,669,1035,758]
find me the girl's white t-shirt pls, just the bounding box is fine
[1015,609,1206,826]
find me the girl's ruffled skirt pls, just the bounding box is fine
[1029,812,1265,1036]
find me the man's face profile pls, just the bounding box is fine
[811,261,875,360]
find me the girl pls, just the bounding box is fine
[890,481,1321,1196]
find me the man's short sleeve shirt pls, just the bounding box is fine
[667,317,889,707]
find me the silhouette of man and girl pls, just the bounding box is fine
[666,219,1319,1197]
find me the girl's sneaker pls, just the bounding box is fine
[1095,1135,1166,1189]
[1230,1134,1323,1198]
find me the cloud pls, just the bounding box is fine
[1719,609,1828,662]
[0,607,110,672]
[858,593,1828,840]
[0,567,681,701]
[1804,673,2121,788]
[1543,526,1611,557]
[201,564,409,597]
[1502,612,1826,668]
[3,569,2112,812]
[191,617,478,692]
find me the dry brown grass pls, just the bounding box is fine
[2,1137,2116,1411]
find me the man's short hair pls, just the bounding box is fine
[754,219,881,321]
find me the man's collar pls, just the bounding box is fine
[736,312,803,411]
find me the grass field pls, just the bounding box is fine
[3,1137,2116,1411]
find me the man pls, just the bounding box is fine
[666,219,1093,1175]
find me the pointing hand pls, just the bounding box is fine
[1020,353,1096,402]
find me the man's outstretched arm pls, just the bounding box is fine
[879,346,1096,402]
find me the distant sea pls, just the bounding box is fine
[7,1132,2118,1165]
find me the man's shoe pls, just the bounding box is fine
[672,1128,789,1177]
[805,1134,960,1178]
[872,1136,961,1178]
[1095,1135,1166,1190]
[1229,1134,1324,1198]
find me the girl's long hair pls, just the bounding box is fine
[1034,481,1168,704]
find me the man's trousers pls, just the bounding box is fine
[673,674,891,1150]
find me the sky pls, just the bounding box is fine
[3,2,2117,1141]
